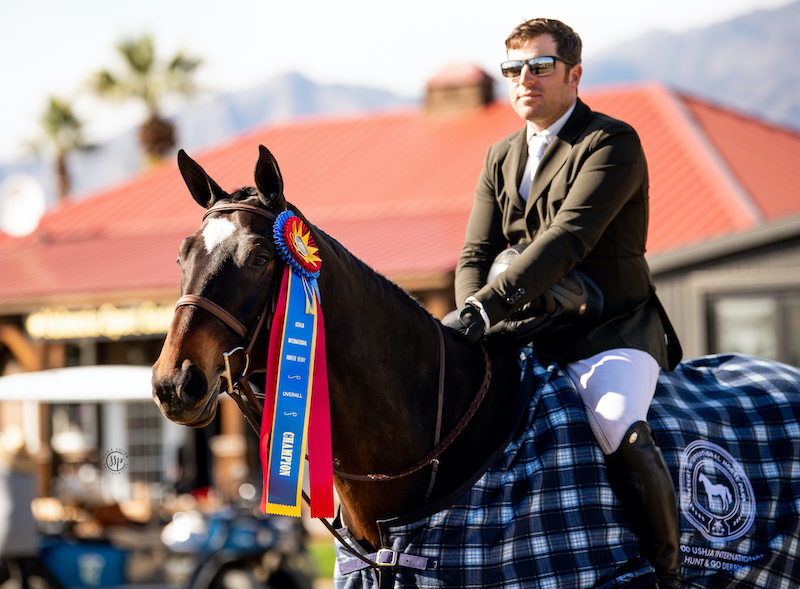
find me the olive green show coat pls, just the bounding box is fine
[455,98,681,369]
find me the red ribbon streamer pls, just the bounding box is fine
[308,305,333,517]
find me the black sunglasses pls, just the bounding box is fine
[500,56,576,78]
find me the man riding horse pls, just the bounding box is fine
[443,18,683,589]
[157,145,800,589]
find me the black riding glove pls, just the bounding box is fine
[441,303,486,344]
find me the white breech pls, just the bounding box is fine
[566,348,660,455]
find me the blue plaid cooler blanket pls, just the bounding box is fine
[333,352,800,588]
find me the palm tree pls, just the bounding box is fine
[36,96,92,199]
[92,35,201,165]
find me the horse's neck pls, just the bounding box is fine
[307,225,516,548]
[315,234,443,475]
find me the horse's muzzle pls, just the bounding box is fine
[151,360,217,427]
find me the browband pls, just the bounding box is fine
[202,203,279,223]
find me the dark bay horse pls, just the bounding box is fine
[153,146,800,588]
[152,145,522,547]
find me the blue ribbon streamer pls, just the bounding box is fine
[265,270,318,512]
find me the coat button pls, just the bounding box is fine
[505,288,525,304]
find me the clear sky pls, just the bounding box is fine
[0,0,793,161]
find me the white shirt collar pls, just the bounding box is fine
[526,100,577,146]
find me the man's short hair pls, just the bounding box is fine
[505,18,582,65]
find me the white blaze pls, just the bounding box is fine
[202,217,236,252]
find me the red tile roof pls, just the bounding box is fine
[1,81,798,310]
[681,95,800,220]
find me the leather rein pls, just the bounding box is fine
[174,202,493,566]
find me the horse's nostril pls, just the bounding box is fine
[179,363,209,406]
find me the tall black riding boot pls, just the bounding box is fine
[605,421,682,589]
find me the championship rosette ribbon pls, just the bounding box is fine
[260,210,333,518]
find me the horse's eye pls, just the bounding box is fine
[253,255,268,267]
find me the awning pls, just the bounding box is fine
[0,365,154,403]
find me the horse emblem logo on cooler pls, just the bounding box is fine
[260,210,333,517]
[679,440,756,542]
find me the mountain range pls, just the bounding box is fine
[582,0,800,131]
[2,0,799,211]
[0,74,418,208]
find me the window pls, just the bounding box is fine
[708,293,800,367]
[126,401,164,485]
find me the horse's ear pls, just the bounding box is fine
[177,149,227,208]
[254,145,286,210]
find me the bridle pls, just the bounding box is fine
[175,203,280,432]
[173,201,493,569]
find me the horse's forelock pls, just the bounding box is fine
[230,186,259,202]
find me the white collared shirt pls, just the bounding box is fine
[518,101,577,201]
